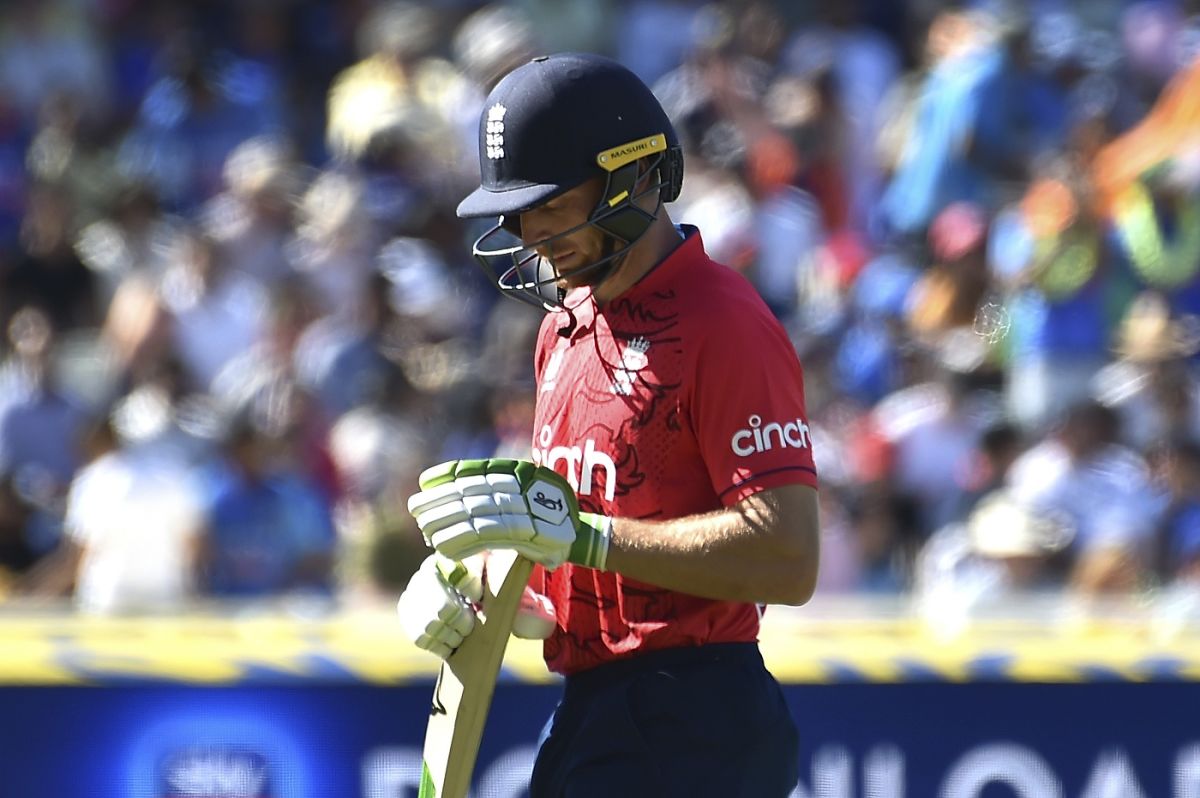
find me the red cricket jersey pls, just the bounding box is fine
[530,227,818,675]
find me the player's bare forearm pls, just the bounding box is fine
[604,483,820,605]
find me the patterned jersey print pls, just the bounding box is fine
[531,228,817,675]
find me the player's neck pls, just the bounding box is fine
[592,212,682,306]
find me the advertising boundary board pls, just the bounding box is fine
[0,681,1195,797]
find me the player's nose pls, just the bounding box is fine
[519,208,558,249]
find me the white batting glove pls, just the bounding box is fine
[396,552,557,660]
[396,553,485,660]
[406,458,612,571]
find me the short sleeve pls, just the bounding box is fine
[690,302,818,506]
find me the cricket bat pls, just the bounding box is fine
[418,550,535,798]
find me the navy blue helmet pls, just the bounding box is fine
[457,53,684,310]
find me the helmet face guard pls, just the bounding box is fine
[472,140,684,312]
[456,54,685,311]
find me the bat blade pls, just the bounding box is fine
[418,552,535,798]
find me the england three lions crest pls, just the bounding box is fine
[612,336,650,395]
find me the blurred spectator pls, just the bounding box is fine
[916,489,1076,624]
[815,3,900,230]
[37,415,204,614]
[1007,400,1157,593]
[969,14,1076,191]
[327,369,426,507]
[453,5,539,94]
[810,489,865,595]
[845,488,909,593]
[0,471,44,594]
[831,250,920,404]
[764,4,902,239]
[1,0,1198,610]
[951,421,1025,519]
[474,271,545,391]
[615,1,700,86]
[197,411,336,598]
[211,280,340,502]
[295,270,410,419]
[99,272,172,388]
[677,164,758,272]
[327,371,430,601]
[1148,440,1200,585]
[0,4,111,122]
[287,170,377,318]
[878,10,1006,236]
[108,354,218,468]
[375,235,473,356]
[161,227,267,393]
[24,91,122,229]
[120,29,282,206]
[73,182,180,302]
[0,97,26,248]
[0,308,87,500]
[992,166,1115,433]
[448,4,540,180]
[435,376,536,465]
[906,201,991,353]
[781,66,851,233]
[1092,291,1200,450]
[325,1,445,164]
[871,366,1001,543]
[652,9,773,164]
[211,280,314,417]
[2,184,98,333]
[749,183,824,323]
[202,135,302,285]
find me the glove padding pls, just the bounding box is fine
[396,553,483,660]
[397,552,558,660]
[406,458,611,571]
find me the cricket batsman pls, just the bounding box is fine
[397,52,820,795]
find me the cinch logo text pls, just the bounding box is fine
[731,414,811,457]
[532,426,616,502]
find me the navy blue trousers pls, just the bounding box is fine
[529,642,800,797]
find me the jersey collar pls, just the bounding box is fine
[553,225,704,341]
[618,224,702,300]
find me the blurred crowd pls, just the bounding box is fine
[2,0,1200,614]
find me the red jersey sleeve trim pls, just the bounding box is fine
[718,464,818,505]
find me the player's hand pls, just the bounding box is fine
[406,459,612,571]
[513,584,556,640]
[396,553,485,660]
[397,552,557,659]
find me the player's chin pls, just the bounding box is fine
[556,260,606,289]
[557,271,590,290]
